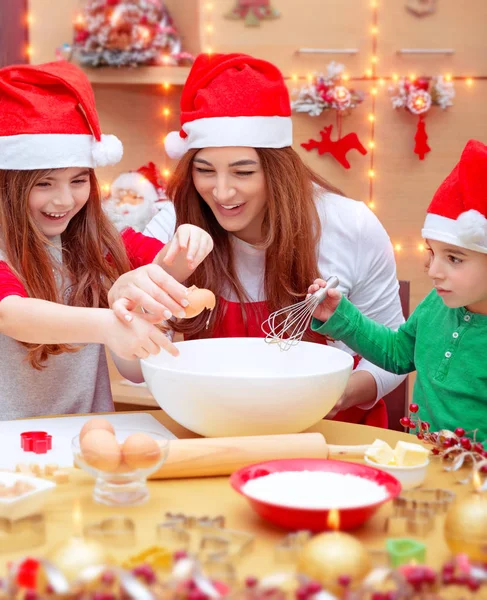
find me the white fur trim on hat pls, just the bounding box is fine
[185,116,292,151]
[92,134,123,167]
[164,116,293,159]
[165,131,189,159]
[422,210,487,254]
[110,172,158,204]
[0,133,123,169]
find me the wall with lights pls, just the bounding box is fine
[26,0,487,311]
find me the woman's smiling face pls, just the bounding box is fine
[192,147,267,245]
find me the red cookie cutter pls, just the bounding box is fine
[20,431,52,454]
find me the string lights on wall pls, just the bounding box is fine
[23,2,485,252]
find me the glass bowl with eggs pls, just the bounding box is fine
[72,418,170,506]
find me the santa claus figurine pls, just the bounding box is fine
[103,162,167,232]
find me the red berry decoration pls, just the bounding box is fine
[442,438,455,448]
[473,442,485,453]
[454,427,465,437]
[460,437,472,451]
[173,550,188,561]
[400,417,411,428]
[245,576,258,588]
[409,403,419,413]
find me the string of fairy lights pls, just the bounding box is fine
[24,1,485,253]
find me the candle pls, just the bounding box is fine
[386,538,426,567]
[297,509,371,594]
[47,500,110,581]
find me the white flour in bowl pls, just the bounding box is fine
[242,470,388,509]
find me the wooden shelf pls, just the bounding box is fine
[81,65,190,85]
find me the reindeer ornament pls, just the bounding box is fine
[292,63,367,169]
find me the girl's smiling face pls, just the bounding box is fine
[426,239,487,314]
[28,167,91,237]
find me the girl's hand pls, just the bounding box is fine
[307,278,342,323]
[103,311,178,360]
[162,224,214,272]
[108,264,189,324]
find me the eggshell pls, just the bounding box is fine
[79,418,115,442]
[184,286,216,319]
[121,433,162,470]
[80,429,121,472]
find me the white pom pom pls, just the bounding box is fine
[164,130,188,159]
[457,210,487,244]
[92,134,123,167]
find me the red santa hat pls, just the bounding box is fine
[422,139,487,254]
[164,52,292,159]
[0,61,122,170]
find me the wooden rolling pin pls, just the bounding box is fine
[151,433,370,479]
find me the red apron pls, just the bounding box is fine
[210,299,388,428]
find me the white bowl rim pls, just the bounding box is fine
[364,455,429,470]
[141,337,354,380]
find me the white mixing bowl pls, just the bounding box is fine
[141,338,353,437]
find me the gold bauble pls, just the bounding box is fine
[297,531,371,595]
[444,495,487,562]
[48,536,112,582]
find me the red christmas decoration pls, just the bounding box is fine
[414,116,431,160]
[301,125,367,170]
[389,76,454,160]
[225,0,280,27]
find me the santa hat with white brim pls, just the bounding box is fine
[164,52,293,159]
[422,139,487,254]
[0,61,122,170]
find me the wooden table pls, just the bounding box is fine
[1,411,465,581]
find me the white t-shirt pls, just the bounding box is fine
[144,192,406,404]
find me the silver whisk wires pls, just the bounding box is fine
[261,276,339,351]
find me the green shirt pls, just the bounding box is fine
[312,291,487,440]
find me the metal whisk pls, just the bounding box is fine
[261,276,340,351]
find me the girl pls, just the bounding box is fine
[309,139,487,439]
[0,61,212,420]
[109,52,406,427]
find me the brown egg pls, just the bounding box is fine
[121,433,162,470]
[80,429,121,472]
[184,285,216,318]
[79,417,115,442]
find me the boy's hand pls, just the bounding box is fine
[103,311,178,360]
[162,224,214,272]
[307,278,342,323]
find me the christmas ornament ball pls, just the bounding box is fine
[297,531,371,594]
[444,495,487,562]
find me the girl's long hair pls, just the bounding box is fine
[168,147,343,339]
[0,169,131,369]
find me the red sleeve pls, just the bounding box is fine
[0,262,28,301]
[121,228,165,269]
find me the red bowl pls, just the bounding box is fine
[230,458,401,532]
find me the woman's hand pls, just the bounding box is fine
[325,371,378,418]
[160,224,214,273]
[103,310,178,360]
[108,264,189,324]
[307,278,342,323]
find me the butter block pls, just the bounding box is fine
[394,441,429,466]
[365,439,395,465]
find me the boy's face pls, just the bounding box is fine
[426,239,487,314]
[28,168,91,237]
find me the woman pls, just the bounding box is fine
[111,52,406,426]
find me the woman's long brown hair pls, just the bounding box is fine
[168,147,343,339]
[0,169,131,369]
